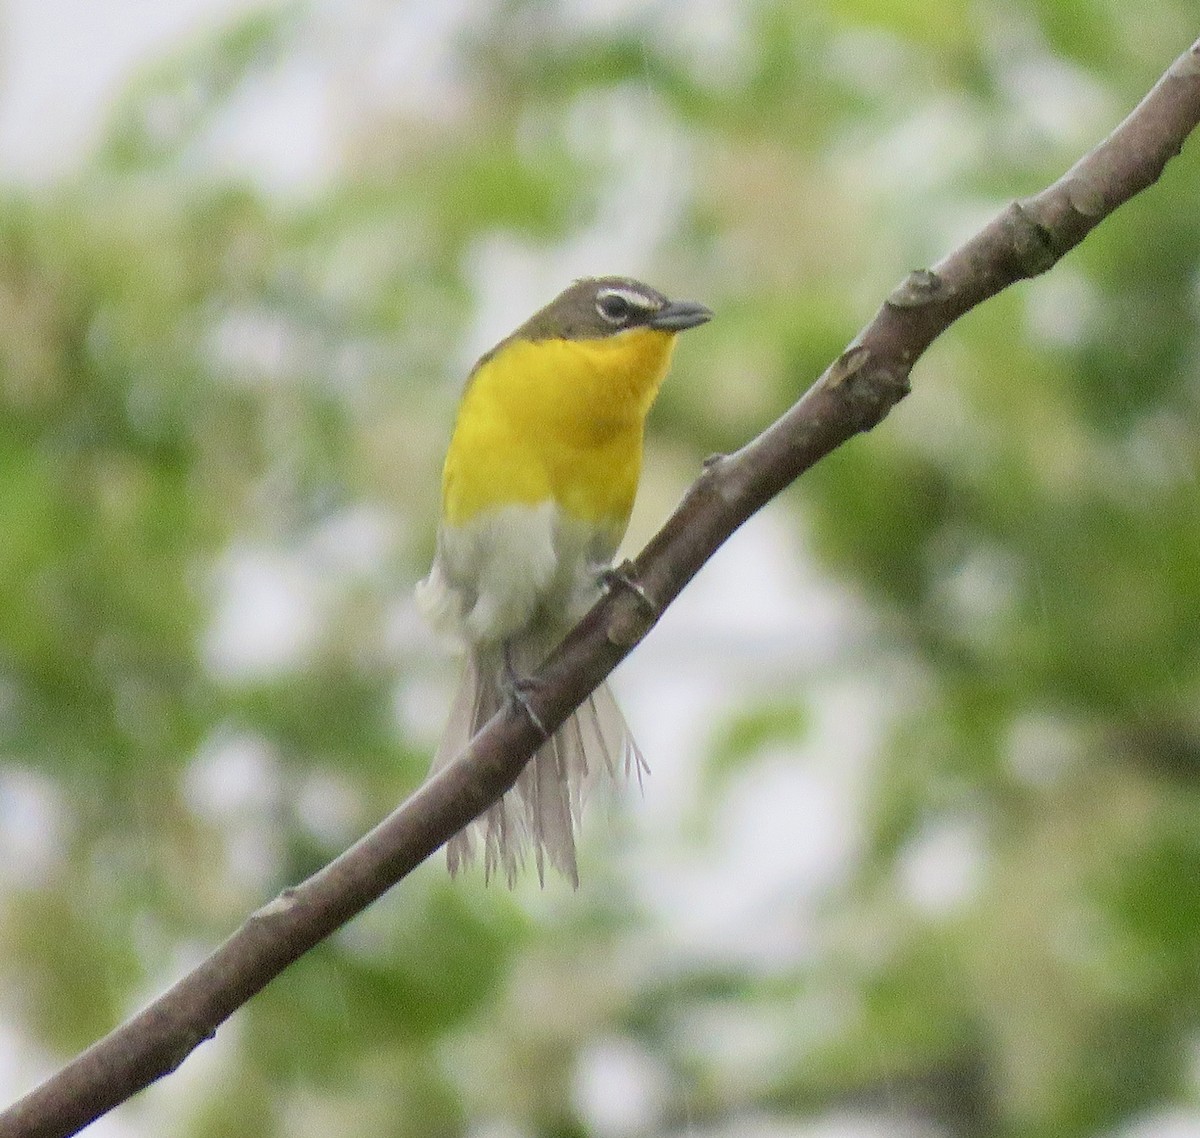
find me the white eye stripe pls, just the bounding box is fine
[595,285,659,325]
[596,287,656,311]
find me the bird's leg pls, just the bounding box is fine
[598,559,662,618]
[502,640,549,739]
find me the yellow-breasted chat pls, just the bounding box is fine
[417,277,712,885]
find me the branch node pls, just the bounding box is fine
[821,347,909,432]
[1006,200,1059,276]
[702,452,727,470]
[863,365,912,418]
[825,344,872,389]
[164,1027,215,1076]
[254,888,299,921]
[886,268,945,308]
[1177,39,1200,75]
[889,368,913,400]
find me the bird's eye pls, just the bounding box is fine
[596,292,632,323]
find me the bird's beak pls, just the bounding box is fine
[648,299,713,331]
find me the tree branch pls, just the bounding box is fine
[4,35,1199,1138]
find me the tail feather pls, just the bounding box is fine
[587,680,648,785]
[429,648,642,887]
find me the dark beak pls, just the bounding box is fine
[649,299,713,332]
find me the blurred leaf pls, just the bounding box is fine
[98,7,301,171]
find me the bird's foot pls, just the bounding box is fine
[502,642,549,739]
[599,560,661,618]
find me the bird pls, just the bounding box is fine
[417,276,712,886]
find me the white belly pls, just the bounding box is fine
[416,502,621,648]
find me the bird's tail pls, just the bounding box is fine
[428,644,645,887]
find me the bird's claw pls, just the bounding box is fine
[506,677,548,739]
[599,560,661,618]
[503,642,549,739]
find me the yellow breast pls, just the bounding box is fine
[441,328,678,530]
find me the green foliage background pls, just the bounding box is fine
[1,2,1199,1136]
